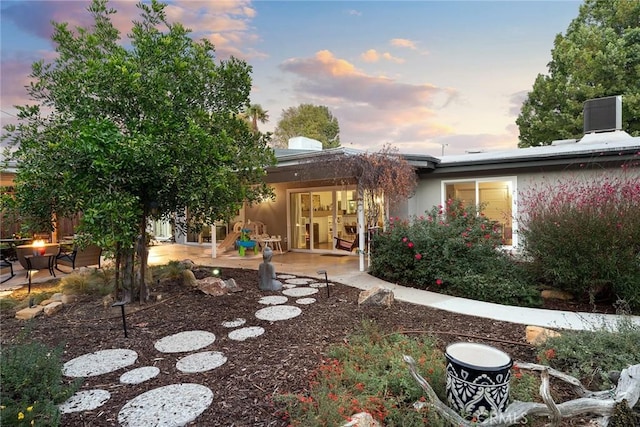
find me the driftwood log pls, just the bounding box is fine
[403,355,640,427]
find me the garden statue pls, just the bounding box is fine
[258,247,282,291]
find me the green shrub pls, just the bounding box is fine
[0,341,81,426]
[275,321,447,426]
[60,271,113,296]
[152,260,186,281]
[536,317,640,390]
[370,199,540,306]
[519,172,640,310]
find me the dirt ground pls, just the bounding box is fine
[0,268,610,426]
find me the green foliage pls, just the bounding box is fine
[60,271,113,296]
[3,0,275,299]
[275,321,446,426]
[151,260,186,281]
[519,172,640,311]
[272,104,340,149]
[517,0,640,147]
[0,341,81,426]
[370,199,541,307]
[536,317,640,390]
[510,365,540,403]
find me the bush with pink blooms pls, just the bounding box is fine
[370,199,541,307]
[519,171,640,311]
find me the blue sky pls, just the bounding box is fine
[1,0,582,156]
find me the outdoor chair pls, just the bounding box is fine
[55,244,102,272]
[0,257,14,283]
[334,235,359,252]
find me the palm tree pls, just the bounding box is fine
[244,104,269,132]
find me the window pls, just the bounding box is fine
[443,178,515,246]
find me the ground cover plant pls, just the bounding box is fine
[370,198,541,308]
[519,171,640,312]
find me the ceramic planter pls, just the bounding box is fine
[445,342,512,420]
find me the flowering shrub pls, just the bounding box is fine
[274,321,447,426]
[519,171,640,310]
[370,199,540,307]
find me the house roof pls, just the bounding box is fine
[432,131,640,173]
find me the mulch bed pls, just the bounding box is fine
[1,268,607,426]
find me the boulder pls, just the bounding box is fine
[358,285,394,307]
[179,259,195,270]
[182,269,197,287]
[341,412,380,427]
[526,326,561,345]
[16,306,44,320]
[44,301,63,316]
[61,294,79,304]
[224,278,243,293]
[197,277,229,296]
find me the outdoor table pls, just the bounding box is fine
[258,237,283,254]
[0,238,33,261]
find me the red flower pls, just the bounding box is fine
[436,278,443,286]
[415,253,422,260]
[407,242,414,248]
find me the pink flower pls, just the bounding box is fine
[415,253,422,260]
[407,242,414,248]
[436,278,443,286]
[402,237,408,242]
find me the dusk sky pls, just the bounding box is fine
[1,0,583,156]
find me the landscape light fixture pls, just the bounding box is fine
[317,269,330,298]
[212,267,222,277]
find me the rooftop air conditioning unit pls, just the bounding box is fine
[583,95,622,134]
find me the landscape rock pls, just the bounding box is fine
[341,412,380,427]
[16,305,44,320]
[541,289,574,301]
[224,278,243,293]
[61,294,79,304]
[526,325,561,345]
[179,259,195,270]
[358,285,394,307]
[44,301,63,316]
[39,298,56,306]
[182,269,197,287]
[198,277,229,296]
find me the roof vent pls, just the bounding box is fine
[288,136,323,151]
[583,95,622,134]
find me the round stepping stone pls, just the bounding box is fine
[120,366,160,385]
[118,383,213,426]
[277,274,297,279]
[284,277,315,285]
[282,284,296,289]
[282,287,318,297]
[59,389,110,414]
[154,330,216,353]
[296,297,316,305]
[310,282,334,288]
[228,326,265,341]
[255,305,302,321]
[221,318,246,328]
[258,295,288,305]
[63,349,138,377]
[176,351,227,373]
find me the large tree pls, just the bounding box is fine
[2,0,274,301]
[241,104,269,133]
[272,104,340,149]
[517,0,640,147]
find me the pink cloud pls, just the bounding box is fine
[361,49,404,64]
[390,38,417,50]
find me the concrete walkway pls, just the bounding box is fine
[3,243,639,331]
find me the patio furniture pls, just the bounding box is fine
[334,235,359,252]
[16,244,60,292]
[0,257,14,283]
[55,244,102,271]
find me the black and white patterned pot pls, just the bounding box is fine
[445,342,512,421]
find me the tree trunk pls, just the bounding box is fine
[137,215,149,303]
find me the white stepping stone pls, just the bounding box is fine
[284,277,315,285]
[282,284,296,289]
[296,298,316,305]
[228,326,265,341]
[310,282,334,288]
[63,349,138,377]
[120,366,160,385]
[176,351,227,373]
[221,318,246,328]
[282,287,318,297]
[258,295,288,305]
[59,389,110,414]
[255,305,302,321]
[118,383,213,426]
[277,274,297,279]
[154,330,216,353]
